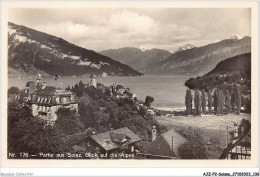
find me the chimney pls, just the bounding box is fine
[42,82,47,89]
[152,125,156,141]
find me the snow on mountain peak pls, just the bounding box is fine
[230,34,242,40]
[174,44,195,54]
[140,46,148,52]
[181,44,195,50]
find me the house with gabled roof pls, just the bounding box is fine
[84,127,141,158]
[219,126,251,160]
[138,129,187,159]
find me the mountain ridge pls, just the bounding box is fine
[184,52,251,91]
[99,47,172,70]
[8,22,143,77]
[141,36,251,75]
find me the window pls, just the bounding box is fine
[70,95,74,102]
[56,97,59,103]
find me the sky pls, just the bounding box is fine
[8,8,251,52]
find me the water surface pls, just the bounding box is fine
[8,75,192,108]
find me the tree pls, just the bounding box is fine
[213,89,219,115]
[201,90,206,114]
[8,86,20,95]
[194,89,201,115]
[144,96,154,107]
[178,127,207,159]
[55,107,84,135]
[230,86,236,113]
[66,85,71,91]
[207,90,212,114]
[219,89,224,115]
[185,89,192,115]
[8,101,70,155]
[234,84,241,114]
[225,90,232,114]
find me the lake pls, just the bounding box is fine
[8,75,193,109]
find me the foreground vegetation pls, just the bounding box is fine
[8,82,161,156]
[185,53,251,114]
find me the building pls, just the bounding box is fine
[219,126,251,159]
[101,72,108,77]
[138,129,187,159]
[89,73,97,88]
[24,74,78,125]
[28,86,78,124]
[147,109,155,115]
[84,127,141,158]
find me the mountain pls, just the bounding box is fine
[8,22,142,77]
[139,46,148,52]
[141,36,251,75]
[174,44,196,54]
[99,47,172,70]
[185,53,251,91]
[230,34,242,40]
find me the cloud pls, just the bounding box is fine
[9,8,251,52]
[32,10,158,50]
[109,11,156,34]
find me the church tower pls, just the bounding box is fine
[89,73,97,88]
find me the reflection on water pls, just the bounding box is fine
[8,75,192,108]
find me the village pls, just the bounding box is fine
[7,73,251,160]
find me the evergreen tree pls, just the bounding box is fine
[185,89,192,115]
[230,86,236,113]
[225,90,232,114]
[213,89,219,114]
[198,92,202,115]
[194,89,198,115]
[201,90,206,114]
[234,84,241,114]
[207,90,212,114]
[194,89,201,116]
[145,96,154,107]
[219,89,224,115]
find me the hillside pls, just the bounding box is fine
[184,53,251,92]
[8,22,143,77]
[99,47,172,70]
[141,36,251,75]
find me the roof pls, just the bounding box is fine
[30,86,74,96]
[84,127,96,136]
[89,127,141,151]
[110,132,128,143]
[141,129,187,158]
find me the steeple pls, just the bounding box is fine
[89,73,97,88]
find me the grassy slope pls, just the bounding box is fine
[156,113,251,159]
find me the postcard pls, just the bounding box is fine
[1,1,258,169]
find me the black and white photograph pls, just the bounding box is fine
[1,1,259,174]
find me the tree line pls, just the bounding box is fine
[185,84,242,116]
